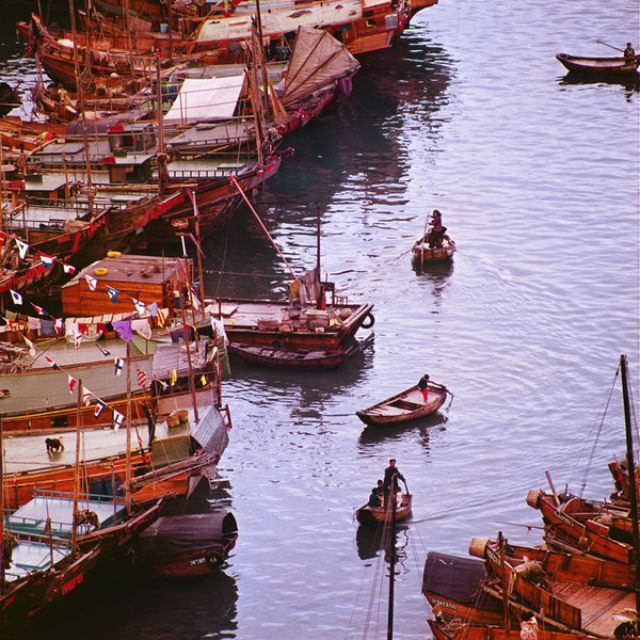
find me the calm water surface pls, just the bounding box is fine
[2,0,639,638]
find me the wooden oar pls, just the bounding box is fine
[596,39,625,53]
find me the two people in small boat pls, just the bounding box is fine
[367,459,408,509]
[623,42,637,63]
[425,209,450,249]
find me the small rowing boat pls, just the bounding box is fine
[412,236,456,265]
[228,336,370,370]
[556,53,639,76]
[356,380,448,426]
[356,493,412,526]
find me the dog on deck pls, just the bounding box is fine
[45,437,64,454]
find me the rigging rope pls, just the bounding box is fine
[578,365,620,498]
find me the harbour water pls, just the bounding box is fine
[2,0,639,638]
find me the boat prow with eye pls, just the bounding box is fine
[356,380,449,426]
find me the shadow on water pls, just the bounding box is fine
[358,411,447,448]
[23,559,238,640]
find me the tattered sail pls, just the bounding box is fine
[281,27,360,108]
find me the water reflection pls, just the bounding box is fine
[356,522,411,561]
[558,73,640,97]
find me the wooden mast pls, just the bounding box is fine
[125,341,132,515]
[386,473,397,640]
[0,417,4,586]
[68,0,94,211]
[620,353,640,619]
[70,379,83,552]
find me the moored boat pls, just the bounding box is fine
[134,510,238,578]
[556,53,639,76]
[356,379,449,426]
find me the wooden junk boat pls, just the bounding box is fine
[356,492,412,527]
[556,53,640,76]
[356,379,449,426]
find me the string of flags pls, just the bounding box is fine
[0,232,77,275]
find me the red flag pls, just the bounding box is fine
[67,375,78,395]
[136,368,147,389]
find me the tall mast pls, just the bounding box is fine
[125,341,132,516]
[70,379,83,552]
[620,353,640,617]
[386,474,397,640]
[68,0,93,208]
[0,417,4,586]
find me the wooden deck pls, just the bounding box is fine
[551,582,634,637]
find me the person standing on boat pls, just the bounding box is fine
[427,210,448,249]
[383,459,407,508]
[418,374,430,402]
[624,43,636,63]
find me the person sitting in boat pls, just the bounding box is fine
[368,487,382,508]
[383,459,407,507]
[624,42,636,63]
[418,374,430,402]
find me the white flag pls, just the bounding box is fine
[113,410,124,431]
[16,239,29,260]
[84,275,98,291]
[9,289,23,306]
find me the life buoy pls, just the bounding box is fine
[106,251,121,258]
[361,312,375,329]
[94,267,108,276]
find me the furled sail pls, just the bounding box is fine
[281,27,360,108]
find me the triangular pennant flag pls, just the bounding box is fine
[170,369,177,386]
[40,253,54,269]
[114,357,124,376]
[23,335,36,357]
[84,275,98,291]
[156,308,168,328]
[16,238,29,260]
[132,298,146,316]
[62,263,76,275]
[82,385,92,406]
[9,289,23,306]
[200,374,207,387]
[45,356,60,370]
[136,368,147,389]
[67,375,78,395]
[157,380,169,393]
[106,286,119,303]
[94,399,107,417]
[113,410,124,431]
[31,302,48,316]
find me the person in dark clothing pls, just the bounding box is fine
[418,374,430,402]
[368,488,381,508]
[624,42,636,63]
[383,459,406,508]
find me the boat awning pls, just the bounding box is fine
[164,76,245,124]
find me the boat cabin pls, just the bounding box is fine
[61,254,193,316]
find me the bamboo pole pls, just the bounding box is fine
[125,342,132,516]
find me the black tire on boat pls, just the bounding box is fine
[361,312,375,329]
